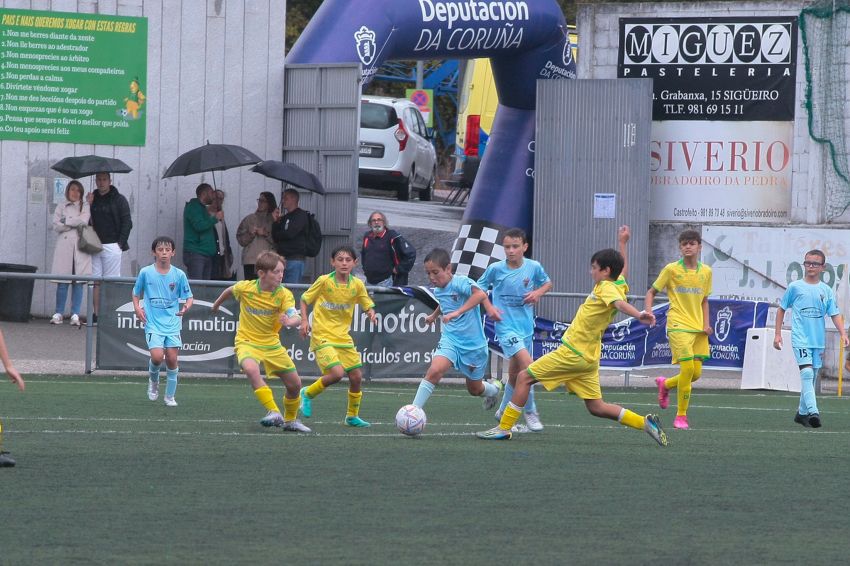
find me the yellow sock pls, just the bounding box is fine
[305,378,326,399]
[283,396,300,421]
[499,403,522,431]
[347,391,363,417]
[677,359,695,416]
[664,376,677,390]
[692,360,703,384]
[618,409,645,430]
[254,385,280,412]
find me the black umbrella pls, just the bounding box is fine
[251,160,325,195]
[51,155,133,178]
[162,142,262,186]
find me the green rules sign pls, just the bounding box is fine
[0,9,147,146]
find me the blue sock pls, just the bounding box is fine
[498,382,514,414]
[799,366,818,415]
[148,359,161,383]
[165,367,179,398]
[481,380,499,398]
[413,380,435,408]
[525,384,537,414]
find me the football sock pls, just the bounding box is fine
[499,402,523,430]
[692,359,703,383]
[165,367,179,398]
[148,359,161,383]
[525,384,538,414]
[481,380,499,398]
[254,385,280,413]
[304,378,326,399]
[283,395,300,421]
[347,391,363,417]
[412,380,435,408]
[498,382,514,414]
[676,359,695,416]
[618,407,645,431]
[799,366,818,415]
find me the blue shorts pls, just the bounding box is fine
[434,340,489,380]
[793,347,823,369]
[146,333,182,350]
[498,333,532,358]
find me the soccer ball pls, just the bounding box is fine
[395,404,426,436]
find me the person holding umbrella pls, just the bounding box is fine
[183,183,222,280]
[236,191,277,280]
[272,188,310,284]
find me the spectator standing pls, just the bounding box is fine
[87,171,132,322]
[236,191,277,280]
[209,189,235,280]
[272,188,309,284]
[360,211,416,286]
[50,180,93,327]
[183,183,222,280]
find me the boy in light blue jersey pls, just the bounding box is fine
[478,228,552,432]
[774,249,848,428]
[410,248,502,411]
[132,236,193,407]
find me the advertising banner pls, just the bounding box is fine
[0,8,147,145]
[617,16,797,223]
[702,225,850,303]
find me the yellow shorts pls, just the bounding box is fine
[235,343,296,377]
[314,345,362,374]
[667,331,709,363]
[526,344,602,400]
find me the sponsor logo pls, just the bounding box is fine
[611,320,630,342]
[418,0,530,30]
[714,306,732,342]
[354,25,377,66]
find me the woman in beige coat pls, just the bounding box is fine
[50,180,93,326]
[236,191,276,279]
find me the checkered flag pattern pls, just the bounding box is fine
[450,221,507,280]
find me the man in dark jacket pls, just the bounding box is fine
[87,171,133,320]
[272,188,308,284]
[361,211,416,286]
[183,183,222,280]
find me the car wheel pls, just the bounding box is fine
[397,171,414,201]
[419,169,435,202]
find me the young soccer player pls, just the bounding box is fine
[477,226,668,445]
[644,229,713,430]
[478,228,552,431]
[132,236,192,407]
[773,250,848,428]
[409,248,502,411]
[299,245,377,427]
[211,250,310,431]
[0,329,24,467]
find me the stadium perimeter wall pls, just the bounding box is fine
[0,0,285,317]
[577,0,848,277]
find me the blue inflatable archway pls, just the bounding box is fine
[288,0,576,278]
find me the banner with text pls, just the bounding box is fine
[0,8,147,145]
[618,16,797,222]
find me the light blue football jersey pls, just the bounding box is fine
[132,264,193,336]
[779,279,839,348]
[434,274,486,350]
[478,258,550,339]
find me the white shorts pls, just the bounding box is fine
[92,243,123,277]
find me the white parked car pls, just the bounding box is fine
[359,95,438,201]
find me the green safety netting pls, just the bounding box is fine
[800,0,850,219]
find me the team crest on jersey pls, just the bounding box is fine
[169,282,176,291]
[523,277,530,288]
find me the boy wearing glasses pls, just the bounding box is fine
[644,229,712,430]
[773,250,848,428]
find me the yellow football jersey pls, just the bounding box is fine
[301,272,374,349]
[232,279,296,347]
[562,276,628,363]
[652,260,712,332]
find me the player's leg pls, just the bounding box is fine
[238,345,283,426]
[412,355,453,408]
[477,369,536,439]
[276,370,310,432]
[461,346,499,408]
[344,367,370,427]
[163,344,180,407]
[300,347,345,418]
[147,335,165,401]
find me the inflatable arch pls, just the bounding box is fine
[288,0,576,278]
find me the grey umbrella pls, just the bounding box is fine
[251,160,325,195]
[51,155,133,178]
[162,142,262,187]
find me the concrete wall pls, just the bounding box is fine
[576,1,848,278]
[0,0,285,317]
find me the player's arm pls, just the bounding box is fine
[0,329,24,391]
[830,313,849,347]
[443,287,488,323]
[132,293,146,324]
[643,286,659,312]
[280,306,301,328]
[613,299,655,327]
[773,307,786,350]
[523,280,553,305]
[702,296,712,335]
[481,295,502,321]
[178,297,193,317]
[299,299,312,338]
[210,286,234,313]
[425,305,442,325]
[618,225,631,280]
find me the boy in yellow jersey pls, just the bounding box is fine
[1,328,25,467]
[477,226,668,445]
[644,229,712,430]
[299,245,377,427]
[211,250,310,432]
